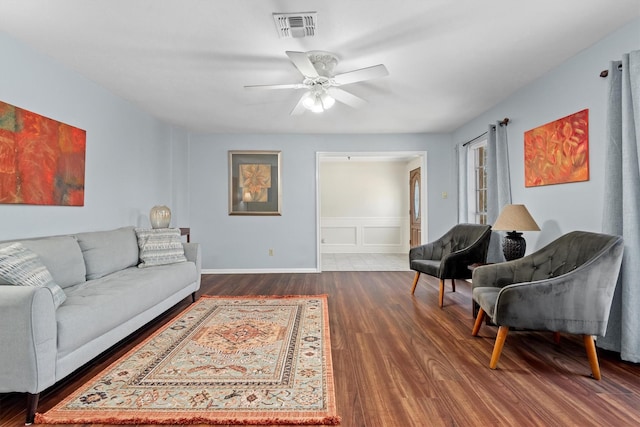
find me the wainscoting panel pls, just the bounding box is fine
[321,217,409,253]
[363,226,402,245]
[321,226,358,246]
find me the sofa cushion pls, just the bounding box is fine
[18,236,87,289]
[0,242,67,308]
[56,261,197,358]
[135,228,187,268]
[75,227,139,280]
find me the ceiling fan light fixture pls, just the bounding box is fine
[321,92,335,110]
[310,97,324,113]
[302,89,334,113]
[246,50,388,115]
[302,92,316,110]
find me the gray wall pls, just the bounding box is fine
[188,133,452,271]
[452,18,640,253]
[169,126,191,227]
[0,32,183,240]
[2,17,637,269]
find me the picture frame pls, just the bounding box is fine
[228,150,282,215]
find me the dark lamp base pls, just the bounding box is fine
[503,231,526,261]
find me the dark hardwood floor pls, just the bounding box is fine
[2,272,639,426]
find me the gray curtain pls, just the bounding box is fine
[598,50,640,363]
[457,144,469,223]
[486,122,512,263]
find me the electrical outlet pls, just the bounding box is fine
[268,249,274,256]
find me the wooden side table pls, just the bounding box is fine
[179,227,190,242]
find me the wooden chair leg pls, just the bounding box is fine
[451,278,456,292]
[583,335,601,380]
[553,332,561,344]
[438,279,445,308]
[411,272,420,294]
[472,307,485,336]
[489,326,509,369]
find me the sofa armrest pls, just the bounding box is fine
[0,286,57,394]
[409,241,437,261]
[182,242,202,288]
[440,243,488,278]
[471,260,524,290]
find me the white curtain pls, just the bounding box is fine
[598,50,640,363]
[486,122,512,263]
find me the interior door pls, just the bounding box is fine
[409,168,421,247]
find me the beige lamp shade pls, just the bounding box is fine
[493,204,540,232]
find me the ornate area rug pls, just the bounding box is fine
[37,295,340,425]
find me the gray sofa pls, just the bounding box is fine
[0,226,201,424]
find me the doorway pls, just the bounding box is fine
[316,151,427,271]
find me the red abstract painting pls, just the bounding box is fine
[0,101,85,205]
[524,109,589,187]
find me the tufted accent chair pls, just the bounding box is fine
[471,230,624,379]
[410,223,492,308]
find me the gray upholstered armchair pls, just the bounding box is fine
[410,223,492,308]
[471,231,624,379]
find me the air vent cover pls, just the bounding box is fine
[273,12,317,38]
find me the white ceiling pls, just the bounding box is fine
[1,0,638,135]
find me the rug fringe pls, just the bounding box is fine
[36,413,341,425]
[201,294,329,300]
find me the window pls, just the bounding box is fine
[467,140,487,224]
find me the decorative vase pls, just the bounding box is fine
[149,205,171,229]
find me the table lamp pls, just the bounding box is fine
[492,204,540,261]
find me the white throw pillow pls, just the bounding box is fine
[0,242,67,308]
[135,228,187,268]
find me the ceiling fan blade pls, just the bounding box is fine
[244,83,307,90]
[290,94,308,115]
[328,88,367,109]
[286,51,319,78]
[333,64,389,85]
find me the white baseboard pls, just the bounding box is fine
[202,268,320,275]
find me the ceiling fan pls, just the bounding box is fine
[244,51,389,115]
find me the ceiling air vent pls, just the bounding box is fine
[273,12,317,38]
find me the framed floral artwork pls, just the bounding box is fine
[524,109,589,187]
[228,151,281,215]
